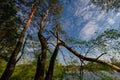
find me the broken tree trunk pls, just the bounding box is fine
[61,42,120,72]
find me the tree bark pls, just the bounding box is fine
[45,43,60,80]
[0,5,37,80]
[34,33,47,80]
[61,42,120,72]
[34,7,50,80]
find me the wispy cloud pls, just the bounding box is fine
[62,0,120,40]
[83,12,93,20]
[74,4,91,16]
[80,21,99,40]
[107,18,115,25]
[97,12,105,21]
[116,12,120,16]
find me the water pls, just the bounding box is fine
[62,71,120,80]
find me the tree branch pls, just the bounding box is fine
[50,31,120,72]
[39,7,50,33]
[95,52,107,60]
[61,42,120,72]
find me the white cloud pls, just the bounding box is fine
[97,12,105,21]
[107,18,115,25]
[116,12,120,16]
[83,12,93,20]
[81,0,90,5]
[80,21,99,40]
[74,5,91,16]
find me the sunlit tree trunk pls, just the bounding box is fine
[0,5,37,80]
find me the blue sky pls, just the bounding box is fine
[20,0,120,64]
[60,0,120,41]
[57,0,120,64]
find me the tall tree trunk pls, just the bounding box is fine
[45,43,60,80]
[34,7,50,80]
[0,5,37,80]
[34,33,47,80]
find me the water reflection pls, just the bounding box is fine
[63,71,120,80]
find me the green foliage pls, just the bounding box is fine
[0,59,7,76]
[36,0,62,19]
[0,0,20,61]
[110,57,120,67]
[91,0,120,12]
[98,72,117,80]
[68,38,87,44]
[0,0,17,24]
[90,29,120,52]
[10,63,36,80]
[3,59,64,80]
[45,53,65,80]
[49,0,63,15]
[53,60,65,80]
[34,0,63,40]
[51,22,67,37]
[85,62,113,71]
[101,76,115,80]
[68,29,120,50]
[102,29,120,39]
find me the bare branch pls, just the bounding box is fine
[39,7,50,33]
[95,52,107,60]
[59,48,68,65]
[42,21,50,31]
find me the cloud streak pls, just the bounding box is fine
[80,21,99,40]
[107,18,115,25]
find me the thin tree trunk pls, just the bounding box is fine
[34,33,47,80]
[34,7,50,80]
[45,43,60,80]
[61,42,120,72]
[0,5,37,80]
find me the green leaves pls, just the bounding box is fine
[0,0,20,62]
[91,0,120,12]
[0,1,17,24]
[103,29,120,39]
